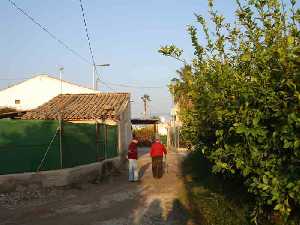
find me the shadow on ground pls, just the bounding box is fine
[134,198,192,225]
[180,150,253,225]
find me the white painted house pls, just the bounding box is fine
[0,75,98,111]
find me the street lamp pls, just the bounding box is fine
[92,64,110,90]
[170,78,177,151]
[170,78,177,124]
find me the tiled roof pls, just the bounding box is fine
[22,93,129,121]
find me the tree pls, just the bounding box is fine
[160,0,300,223]
[141,94,151,118]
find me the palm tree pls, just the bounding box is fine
[169,65,193,109]
[141,94,151,118]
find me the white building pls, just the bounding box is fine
[0,75,98,111]
[171,103,182,126]
[168,103,182,150]
[157,116,168,136]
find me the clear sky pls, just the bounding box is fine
[1,0,298,117]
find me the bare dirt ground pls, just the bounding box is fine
[0,148,194,225]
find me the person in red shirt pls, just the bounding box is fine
[128,137,139,182]
[150,136,167,179]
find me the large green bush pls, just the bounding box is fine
[160,0,300,223]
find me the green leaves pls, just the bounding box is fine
[160,0,300,222]
[294,139,300,148]
[283,139,293,149]
[241,53,251,62]
[187,25,204,58]
[158,44,184,62]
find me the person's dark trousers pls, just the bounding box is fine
[152,156,163,178]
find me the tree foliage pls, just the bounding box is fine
[160,0,300,223]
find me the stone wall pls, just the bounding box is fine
[0,157,121,193]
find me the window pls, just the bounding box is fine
[15,99,21,104]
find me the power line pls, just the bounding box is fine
[78,0,114,91]
[102,81,167,89]
[78,0,96,67]
[0,76,166,90]
[97,79,115,91]
[7,0,166,91]
[7,0,90,64]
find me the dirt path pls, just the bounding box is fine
[0,148,194,225]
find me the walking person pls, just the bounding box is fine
[150,135,167,179]
[128,137,139,182]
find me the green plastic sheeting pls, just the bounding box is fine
[0,120,118,175]
[0,120,60,174]
[106,125,118,159]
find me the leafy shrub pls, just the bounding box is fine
[160,0,300,223]
[134,126,155,147]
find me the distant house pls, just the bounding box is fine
[0,75,98,111]
[171,103,182,126]
[157,123,168,136]
[22,93,132,155]
[168,103,182,150]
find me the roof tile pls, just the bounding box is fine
[22,93,129,121]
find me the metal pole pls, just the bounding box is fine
[59,67,64,169]
[59,119,63,168]
[144,100,147,118]
[105,125,107,159]
[174,123,176,152]
[92,65,95,90]
[96,77,100,91]
[177,127,180,150]
[93,64,110,91]
[172,85,176,151]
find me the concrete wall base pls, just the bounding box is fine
[0,157,122,193]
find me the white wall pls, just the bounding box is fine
[0,75,98,110]
[158,123,168,136]
[118,101,132,157]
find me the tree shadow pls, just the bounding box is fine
[180,150,253,225]
[166,199,193,225]
[134,198,193,225]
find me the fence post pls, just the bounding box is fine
[95,122,97,160]
[59,119,63,169]
[105,124,108,159]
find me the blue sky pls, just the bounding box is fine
[0,0,298,117]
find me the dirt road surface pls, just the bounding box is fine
[0,148,194,225]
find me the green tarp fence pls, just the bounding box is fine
[0,120,118,175]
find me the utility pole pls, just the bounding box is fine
[92,64,110,90]
[95,77,100,91]
[141,94,151,118]
[92,65,96,90]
